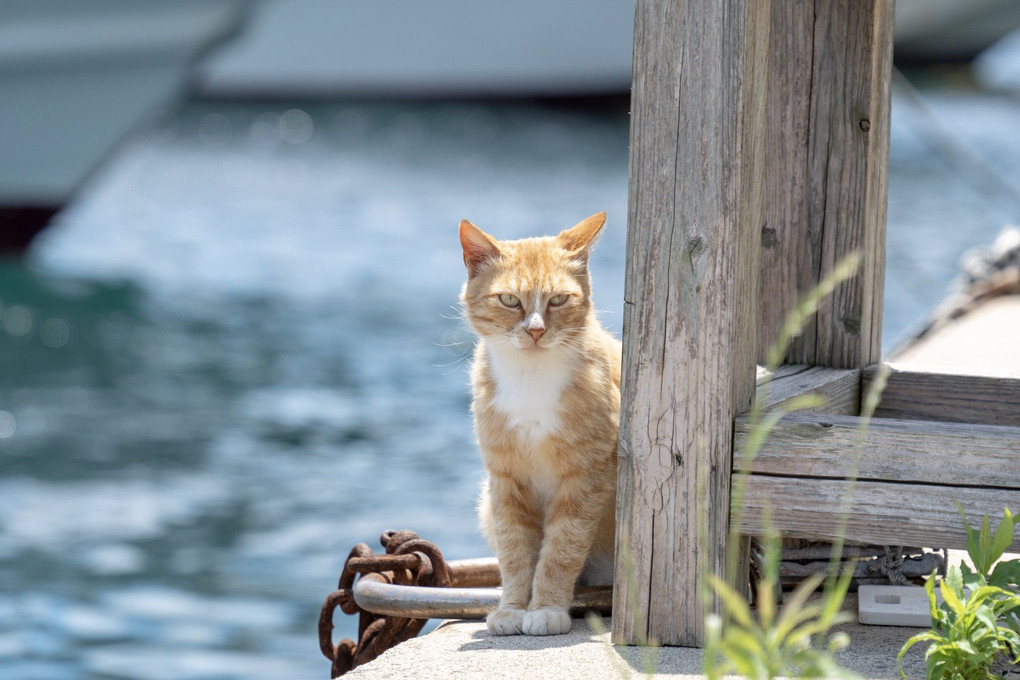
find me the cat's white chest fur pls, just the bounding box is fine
[486,344,575,448]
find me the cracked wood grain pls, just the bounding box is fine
[614,0,769,647]
[734,412,1020,488]
[734,476,1020,552]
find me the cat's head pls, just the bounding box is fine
[458,212,606,352]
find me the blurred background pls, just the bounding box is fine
[1,1,1019,678]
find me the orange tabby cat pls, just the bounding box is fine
[459,212,621,636]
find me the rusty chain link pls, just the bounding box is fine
[319,530,452,677]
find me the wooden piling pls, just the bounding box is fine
[760,0,895,368]
[614,0,770,647]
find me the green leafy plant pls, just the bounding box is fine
[705,531,861,679]
[961,506,1020,598]
[899,506,1020,679]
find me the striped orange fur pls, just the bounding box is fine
[459,212,620,636]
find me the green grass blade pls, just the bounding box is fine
[991,507,1016,566]
[708,574,755,630]
[774,574,825,635]
[898,631,939,679]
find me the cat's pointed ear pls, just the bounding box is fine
[459,219,502,277]
[557,212,607,259]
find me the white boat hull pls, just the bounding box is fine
[197,0,1020,98]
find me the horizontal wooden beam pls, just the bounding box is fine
[864,363,1020,427]
[733,476,1020,552]
[734,412,1020,489]
[755,364,860,415]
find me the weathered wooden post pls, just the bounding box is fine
[760,0,894,367]
[613,0,771,646]
[615,0,896,647]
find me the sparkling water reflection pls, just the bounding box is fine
[1,90,1018,679]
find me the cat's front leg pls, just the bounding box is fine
[484,474,543,635]
[524,472,612,635]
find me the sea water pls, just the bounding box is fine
[0,90,1018,679]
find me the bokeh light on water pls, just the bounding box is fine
[0,86,1018,679]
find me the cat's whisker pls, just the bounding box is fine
[433,338,474,349]
[558,344,599,363]
[441,305,468,321]
[433,354,472,374]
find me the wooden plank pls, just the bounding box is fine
[753,365,861,554]
[734,476,1020,552]
[864,363,1020,427]
[615,0,770,647]
[755,364,860,415]
[759,0,894,368]
[734,412,1020,488]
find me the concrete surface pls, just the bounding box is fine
[341,594,932,679]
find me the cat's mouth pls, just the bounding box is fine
[521,336,555,352]
[503,330,556,352]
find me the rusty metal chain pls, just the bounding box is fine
[319,530,451,677]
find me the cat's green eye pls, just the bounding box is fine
[548,294,569,306]
[498,293,521,307]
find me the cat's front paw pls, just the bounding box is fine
[486,607,525,635]
[522,607,572,635]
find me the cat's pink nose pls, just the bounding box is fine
[524,312,545,344]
